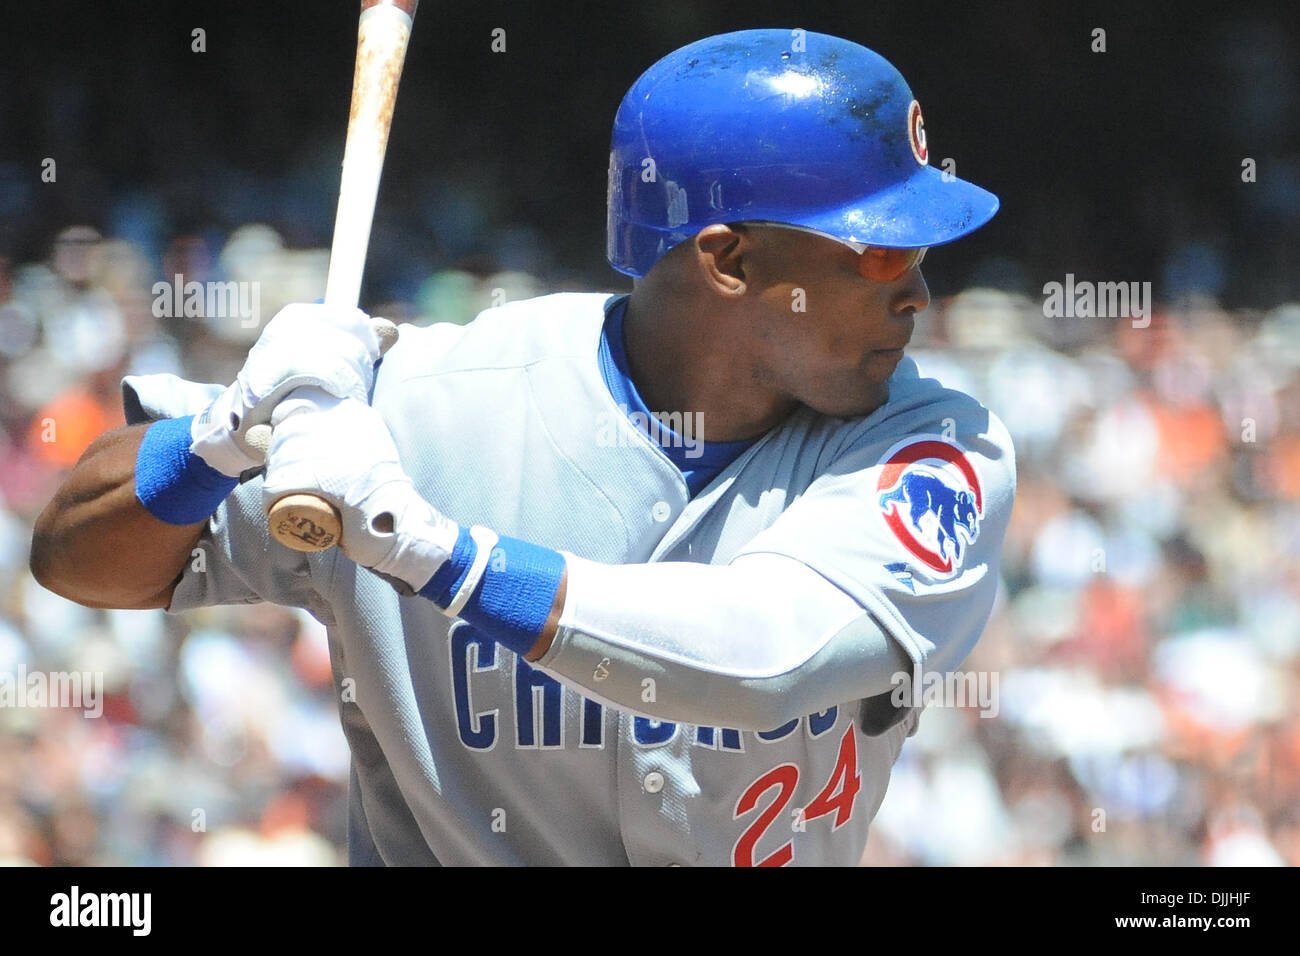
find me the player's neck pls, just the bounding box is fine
[623,288,797,443]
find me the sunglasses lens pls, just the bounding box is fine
[858,246,926,281]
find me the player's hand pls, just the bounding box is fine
[260,388,458,591]
[190,303,396,478]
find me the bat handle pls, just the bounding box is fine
[248,318,399,553]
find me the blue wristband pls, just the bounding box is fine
[135,415,239,525]
[418,526,565,657]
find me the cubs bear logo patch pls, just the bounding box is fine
[876,437,982,575]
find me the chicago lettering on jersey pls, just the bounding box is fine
[449,624,839,753]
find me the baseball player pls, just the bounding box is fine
[32,29,1014,866]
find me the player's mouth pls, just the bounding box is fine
[865,321,913,367]
[864,346,906,369]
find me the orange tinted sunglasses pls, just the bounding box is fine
[844,241,928,282]
[737,222,927,282]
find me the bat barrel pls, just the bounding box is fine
[361,0,418,13]
[266,0,417,553]
[323,0,418,310]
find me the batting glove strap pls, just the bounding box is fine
[190,382,266,477]
[136,415,240,525]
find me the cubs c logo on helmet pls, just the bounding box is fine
[907,100,928,166]
[877,437,982,575]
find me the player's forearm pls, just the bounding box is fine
[531,553,912,730]
[410,526,906,729]
[30,425,209,609]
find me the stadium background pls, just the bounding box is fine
[0,0,1297,864]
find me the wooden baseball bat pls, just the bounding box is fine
[257,0,419,553]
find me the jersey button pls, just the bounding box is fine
[651,501,672,522]
[643,771,665,793]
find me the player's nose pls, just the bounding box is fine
[892,266,930,316]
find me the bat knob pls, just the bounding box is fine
[372,316,400,355]
[245,423,272,457]
[268,494,342,552]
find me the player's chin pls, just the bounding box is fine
[804,375,891,419]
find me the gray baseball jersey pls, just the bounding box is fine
[122,292,1015,866]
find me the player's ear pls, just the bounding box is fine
[692,224,747,297]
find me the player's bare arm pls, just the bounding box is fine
[30,424,207,609]
[32,304,391,609]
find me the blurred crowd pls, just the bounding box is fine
[0,226,1297,865]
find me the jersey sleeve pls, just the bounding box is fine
[732,394,1016,682]
[121,373,336,621]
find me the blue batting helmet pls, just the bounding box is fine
[606,29,1000,278]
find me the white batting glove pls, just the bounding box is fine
[191,303,395,478]
[260,388,459,592]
